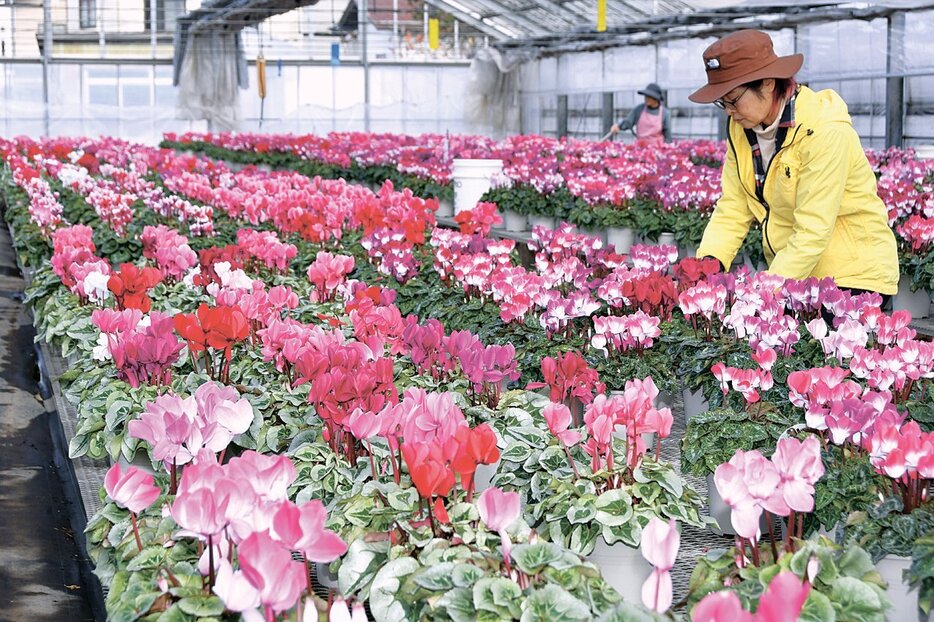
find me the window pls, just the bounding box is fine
[144,0,186,32]
[79,0,96,29]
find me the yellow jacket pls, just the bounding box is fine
[697,86,899,295]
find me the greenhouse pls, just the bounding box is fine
[1,1,933,621]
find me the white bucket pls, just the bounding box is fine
[587,539,653,604]
[893,275,931,319]
[658,232,676,247]
[451,159,504,215]
[876,555,931,621]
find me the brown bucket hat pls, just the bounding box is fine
[689,30,803,104]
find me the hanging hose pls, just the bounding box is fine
[257,54,267,99]
[256,54,267,127]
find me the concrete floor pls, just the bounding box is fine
[0,224,97,622]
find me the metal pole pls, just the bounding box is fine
[10,1,15,58]
[150,0,158,58]
[885,12,905,148]
[361,0,370,131]
[423,3,428,52]
[393,0,399,47]
[557,94,568,138]
[454,19,459,57]
[42,0,52,135]
[601,91,614,137]
[98,0,106,58]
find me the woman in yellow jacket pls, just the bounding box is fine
[690,30,899,303]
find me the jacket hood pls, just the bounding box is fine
[794,85,852,128]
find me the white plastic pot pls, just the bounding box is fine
[587,539,653,604]
[451,159,504,215]
[436,198,454,219]
[580,227,607,245]
[117,450,156,476]
[658,232,675,247]
[473,459,501,492]
[706,474,778,538]
[893,275,931,319]
[877,555,931,622]
[528,214,555,230]
[315,561,339,589]
[682,386,709,422]
[607,227,636,253]
[503,209,528,233]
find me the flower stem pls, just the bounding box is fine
[130,511,143,552]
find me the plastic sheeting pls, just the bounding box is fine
[175,32,249,131]
[512,8,934,147]
[465,47,538,137]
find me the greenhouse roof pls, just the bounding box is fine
[175,0,934,46]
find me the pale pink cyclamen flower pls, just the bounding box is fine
[770,436,825,512]
[104,463,161,514]
[477,487,521,574]
[640,517,680,613]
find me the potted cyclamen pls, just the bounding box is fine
[587,309,678,414]
[893,215,933,319]
[497,381,708,604]
[687,437,893,621]
[844,419,934,622]
[681,351,800,535]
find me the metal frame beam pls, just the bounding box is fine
[461,0,554,37]
[421,0,516,39]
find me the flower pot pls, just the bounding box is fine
[315,561,339,590]
[656,390,674,412]
[682,245,698,261]
[607,226,635,253]
[436,198,454,219]
[503,209,528,233]
[451,158,504,215]
[681,386,709,422]
[587,539,653,604]
[658,232,675,247]
[256,163,273,173]
[613,424,656,450]
[473,459,501,493]
[528,214,555,230]
[579,227,606,245]
[877,555,931,622]
[117,450,156,476]
[893,275,931,319]
[706,474,778,538]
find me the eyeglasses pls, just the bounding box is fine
[713,87,749,110]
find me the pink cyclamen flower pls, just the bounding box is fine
[330,599,367,622]
[640,517,680,613]
[238,530,308,614]
[104,463,161,514]
[213,558,261,612]
[770,436,825,512]
[542,401,582,447]
[477,486,521,572]
[271,499,348,563]
[754,570,811,622]
[692,591,753,622]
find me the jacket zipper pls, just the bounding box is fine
[727,123,804,259]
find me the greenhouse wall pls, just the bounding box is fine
[0,59,472,144]
[517,9,934,149]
